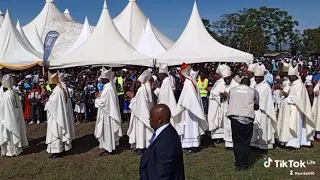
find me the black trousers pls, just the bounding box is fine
[118,94,124,120]
[230,118,253,168]
[201,97,208,115]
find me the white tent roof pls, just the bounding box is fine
[0,11,4,27]
[136,19,167,58]
[0,11,43,70]
[156,2,253,66]
[64,17,92,55]
[114,0,174,49]
[63,8,73,20]
[17,21,44,54]
[23,0,82,58]
[50,0,153,69]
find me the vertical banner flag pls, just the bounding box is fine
[43,31,60,67]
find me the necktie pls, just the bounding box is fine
[150,133,156,143]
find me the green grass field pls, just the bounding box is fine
[1,122,319,180]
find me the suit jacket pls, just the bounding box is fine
[140,124,185,180]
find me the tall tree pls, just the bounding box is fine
[302,27,320,54]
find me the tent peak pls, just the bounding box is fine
[129,0,137,2]
[64,9,70,14]
[46,0,54,3]
[103,0,108,9]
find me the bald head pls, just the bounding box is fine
[150,104,171,131]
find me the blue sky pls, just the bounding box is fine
[1,0,320,41]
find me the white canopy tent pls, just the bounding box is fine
[136,19,167,58]
[63,9,73,20]
[50,0,153,69]
[0,11,4,27]
[0,11,43,70]
[23,0,83,58]
[114,0,174,49]
[64,17,92,55]
[17,21,44,54]
[156,1,253,66]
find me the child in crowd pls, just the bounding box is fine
[74,84,85,124]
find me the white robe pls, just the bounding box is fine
[154,77,177,125]
[45,85,74,154]
[250,77,256,88]
[145,81,154,110]
[208,78,226,139]
[0,86,4,98]
[251,81,277,150]
[0,89,28,156]
[224,79,239,148]
[94,82,123,153]
[60,82,75,140]
[277,79,315,149]
[174,77,208,148]
[312,82,320,132]
[127,85,153,149]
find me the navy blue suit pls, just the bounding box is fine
[140,124,185,180]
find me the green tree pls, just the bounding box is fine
[302,27,320,54]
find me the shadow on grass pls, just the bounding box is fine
[114,135,131,154]
[67,134,99,155]
[22,136,46,155]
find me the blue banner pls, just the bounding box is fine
[43,31,60,67]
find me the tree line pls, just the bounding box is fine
[202,6,320,56]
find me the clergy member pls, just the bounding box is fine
[313,81,320,141]
[221,64,239,149]
[251,66,277,150]
[174,63,208,153]
[277,64,315,149]
[127,70,154,155]
[45,72,75,158]
[153,64,177,125]
[207,64,227,143]
[95,68,123,156]
[0,74,28,157]
[247,63,257,88]
[145,69,154,110]
[58,71,76,133]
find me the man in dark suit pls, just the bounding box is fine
[140,104,185,180]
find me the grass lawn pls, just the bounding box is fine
[0,122,319,180]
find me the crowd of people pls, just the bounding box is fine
[0,56,320,173]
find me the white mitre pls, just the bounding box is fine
[288,64,299,76]
[219,64,232,78]
[138,70,150,84]
[58,71,65,82]
[254,66,266,77]
[216,64,222,75]
[159,64,169,74]
[1,74,13,88]
[248,63,257,72]
[100,67,113,80]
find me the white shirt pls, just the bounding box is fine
[152,124,170,142]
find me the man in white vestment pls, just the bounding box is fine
[250,66,277,150]
[153,64,177,126]
[0,74,28,157]
[58,72,75,133]
[247,63,257,88]
[207,65,227,145]
[312,81,320,141]
[145,71,154,110]
[45,72,75,158]
[174,63,208,153]
[277,64,315,149]
[95,68,122,156]
[127,70,154,155]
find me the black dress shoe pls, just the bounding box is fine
[190,147,198,153]
[99,151,111,156]
[226,147,233,151]
[136,149,143,155]
[49,153,64,159]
